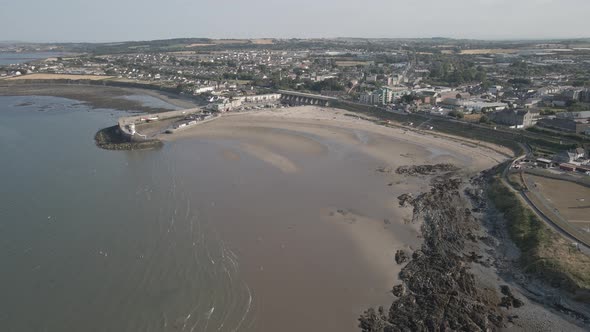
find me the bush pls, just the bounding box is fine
[448,110,464,119]
[488,181,548,254]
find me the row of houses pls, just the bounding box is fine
[536,148,590,174]
[537,118,590,134]
[488,109,540,129]
[206,93,282,112]
[477,109,590,133]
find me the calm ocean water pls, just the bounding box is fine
[0,95,410,331]
[0,52,64,66]
[0,96,254,331]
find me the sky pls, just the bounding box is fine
[1,0,589,42]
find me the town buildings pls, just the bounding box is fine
[488,109,540,128]
[537,118,590,134]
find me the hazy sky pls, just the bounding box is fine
[1,0,589,42]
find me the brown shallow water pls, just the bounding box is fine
[164,134,425,331]
[162,116,485,331]
[1,97,499,332]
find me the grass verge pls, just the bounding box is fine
[487,178,590,293]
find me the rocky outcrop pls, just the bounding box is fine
[95,126,163,151]
[394,250,409,265]
[359,171,507,332]
[395,163,459,176]
[499,285,524,309]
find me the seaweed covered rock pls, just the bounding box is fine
[360,172,507,332]
[95,125,163,151]
[394,250,409,265]
[396,163,459,176]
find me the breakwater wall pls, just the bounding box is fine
[118,108,202,141]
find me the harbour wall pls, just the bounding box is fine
[118,108,201,141]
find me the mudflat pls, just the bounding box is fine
[0,82,200,112]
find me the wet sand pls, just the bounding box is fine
[0,82,201,112]
[161,106,509,331]
[0,90,510,331]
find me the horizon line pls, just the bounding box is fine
[2,35,590,45]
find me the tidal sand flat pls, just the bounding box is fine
[1,97,509,331]
[162,106,509,331]
[0,82,201,112]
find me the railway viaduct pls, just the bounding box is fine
[278,90,338,107]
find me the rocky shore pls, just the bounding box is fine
[360,166,506,331]
[94,125,163,151]
[359,164,588,331]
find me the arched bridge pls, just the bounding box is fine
[278,90,338,107]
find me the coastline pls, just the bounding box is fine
[165,106,588,330]
[0,81,202,150]
[161,106,509,172]
[3,84,587,331]
[0,80,201,112]
[159,105,521,330]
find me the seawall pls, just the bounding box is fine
[118,108,202,141]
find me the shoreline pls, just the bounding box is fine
[166,106,588,330]
[0,80,202,112]
[0,81,203,150]
[4,86,587,330]
[161,106,509,172]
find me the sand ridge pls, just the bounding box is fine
[240,142,299,173]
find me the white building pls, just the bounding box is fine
[236,93,281,103]
[488,85,503,94]
[360,92,382,105]
[207,98,242,112]
[194,86,216,94]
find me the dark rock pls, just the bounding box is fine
[392,284,406,297]
[395,250,409,265]
[376,166,393,173]
[466,251,484,262]
[95,125,163,151]
[499,285,524,309]
[395,163,459,176]
[361,175,506,332]
[397,193,414,207]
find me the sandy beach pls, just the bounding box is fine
[4,88,583,330]
[158,105,511,331]
[162,106,509,172]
